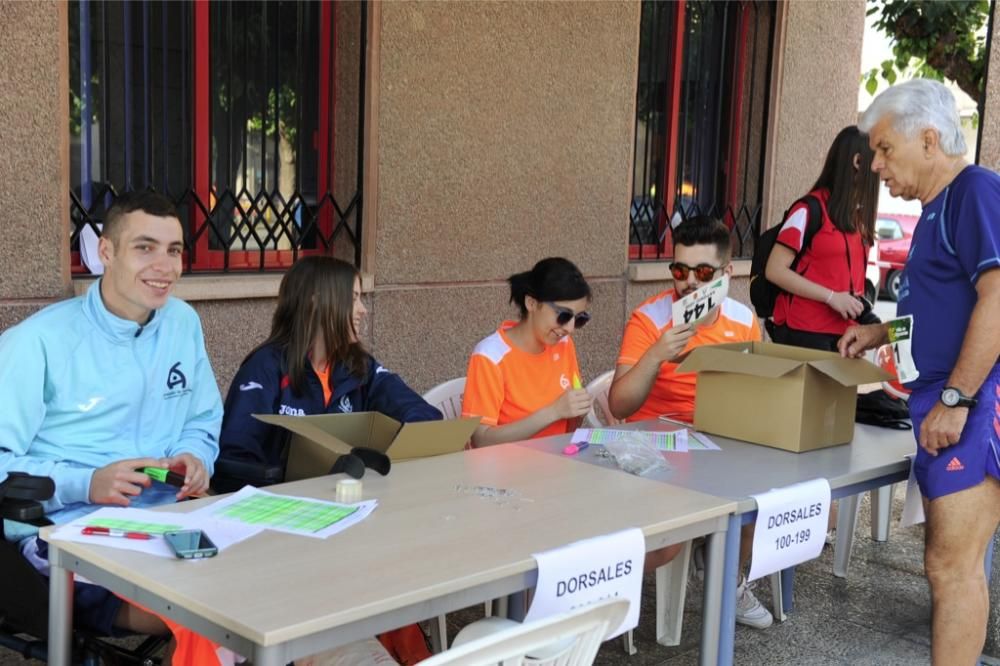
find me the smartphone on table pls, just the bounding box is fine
[164,530,218,559]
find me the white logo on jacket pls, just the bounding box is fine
[278,404,305,416]
[338,395,353,413]
[240,381,263,391]
[77,397,105,412]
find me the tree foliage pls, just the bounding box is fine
[863,0,990,101]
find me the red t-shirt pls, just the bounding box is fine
[772,190,870,335]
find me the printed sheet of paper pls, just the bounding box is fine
[671,274,729,327]
[49,507,263,558]
[570,428,688,452]
[748,478,831,582]
[202,485,377,539]
[687,431,722,451]
[524,527,644,638]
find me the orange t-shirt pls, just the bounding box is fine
[462,321,581,440]
[313,365,332,407]
[617,291,761,423]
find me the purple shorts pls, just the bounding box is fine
[909,365,1000,501]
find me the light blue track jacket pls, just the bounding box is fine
[0,281,222,527]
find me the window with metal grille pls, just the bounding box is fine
[68,0,365,275]
[630,1,776,261]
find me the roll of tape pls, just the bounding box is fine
[336,478,362,503]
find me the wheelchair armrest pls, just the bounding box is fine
[0,472,55,503]
[0,497,48,523]
[213,457,284,488]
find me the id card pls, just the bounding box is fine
[672,274,729,326]
[886,315,919,383]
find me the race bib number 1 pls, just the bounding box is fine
[886,315,919,383]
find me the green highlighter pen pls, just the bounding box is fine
[139,467,186,488]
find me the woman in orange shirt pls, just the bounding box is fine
[462,257,593,446]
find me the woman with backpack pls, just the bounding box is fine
[765,125,881,351]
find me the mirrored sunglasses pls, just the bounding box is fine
[668,261,722,282]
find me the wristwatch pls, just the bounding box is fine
[940,386,977,409]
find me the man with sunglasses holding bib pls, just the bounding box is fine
[608,216,772,628]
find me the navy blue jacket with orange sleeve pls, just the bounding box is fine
[220,343,442,465]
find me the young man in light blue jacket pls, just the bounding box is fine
[0,191,223,637]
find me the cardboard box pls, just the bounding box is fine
[254,413,481,482]
[675,342,892,453]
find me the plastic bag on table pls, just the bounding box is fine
[603,431,670,477]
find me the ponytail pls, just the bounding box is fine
[507,258,590,318]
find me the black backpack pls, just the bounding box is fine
[855,389,911,430]
[749,194,824,319]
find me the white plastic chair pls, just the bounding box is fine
[420,599,630,666]
[583,370,620,428]
[423,377,467,420]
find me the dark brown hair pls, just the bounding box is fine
[252,256,367,396]
[508,258,591,318]
[103,191,180,243]
[671,216,732,262]
[813,126,879,245]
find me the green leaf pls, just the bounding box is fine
[866,75,879,96]
[886,69,897,85]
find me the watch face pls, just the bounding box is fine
[942,388,960,407]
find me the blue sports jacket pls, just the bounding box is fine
[220,343,442,465]
[0,281,223,528]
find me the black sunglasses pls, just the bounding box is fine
[544,302,591,329]
[669,262,723,282]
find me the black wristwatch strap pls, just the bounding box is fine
[941,386,978,409]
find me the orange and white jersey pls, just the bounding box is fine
[617,290,761,423]
[462,321,581,441]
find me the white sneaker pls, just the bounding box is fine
[736,578,773,629]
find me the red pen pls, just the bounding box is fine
[81,526,153,540]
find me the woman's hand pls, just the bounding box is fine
[551,388,592,420]
[827,291,864,320]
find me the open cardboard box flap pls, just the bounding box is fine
[254,413,356,454]
[675,342,802,379]
[677,341,892,385]
[253,412,480,461]
[809,357,891,386]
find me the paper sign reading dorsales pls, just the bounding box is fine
[672,274,729,327]
[524,527,644,638]
[748,478,830,582]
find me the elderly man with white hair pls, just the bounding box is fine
[840,79,1000,665]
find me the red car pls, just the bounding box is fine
[874,213,919,301]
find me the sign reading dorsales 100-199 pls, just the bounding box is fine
[747,478,831,582]
[524,528,644,638]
